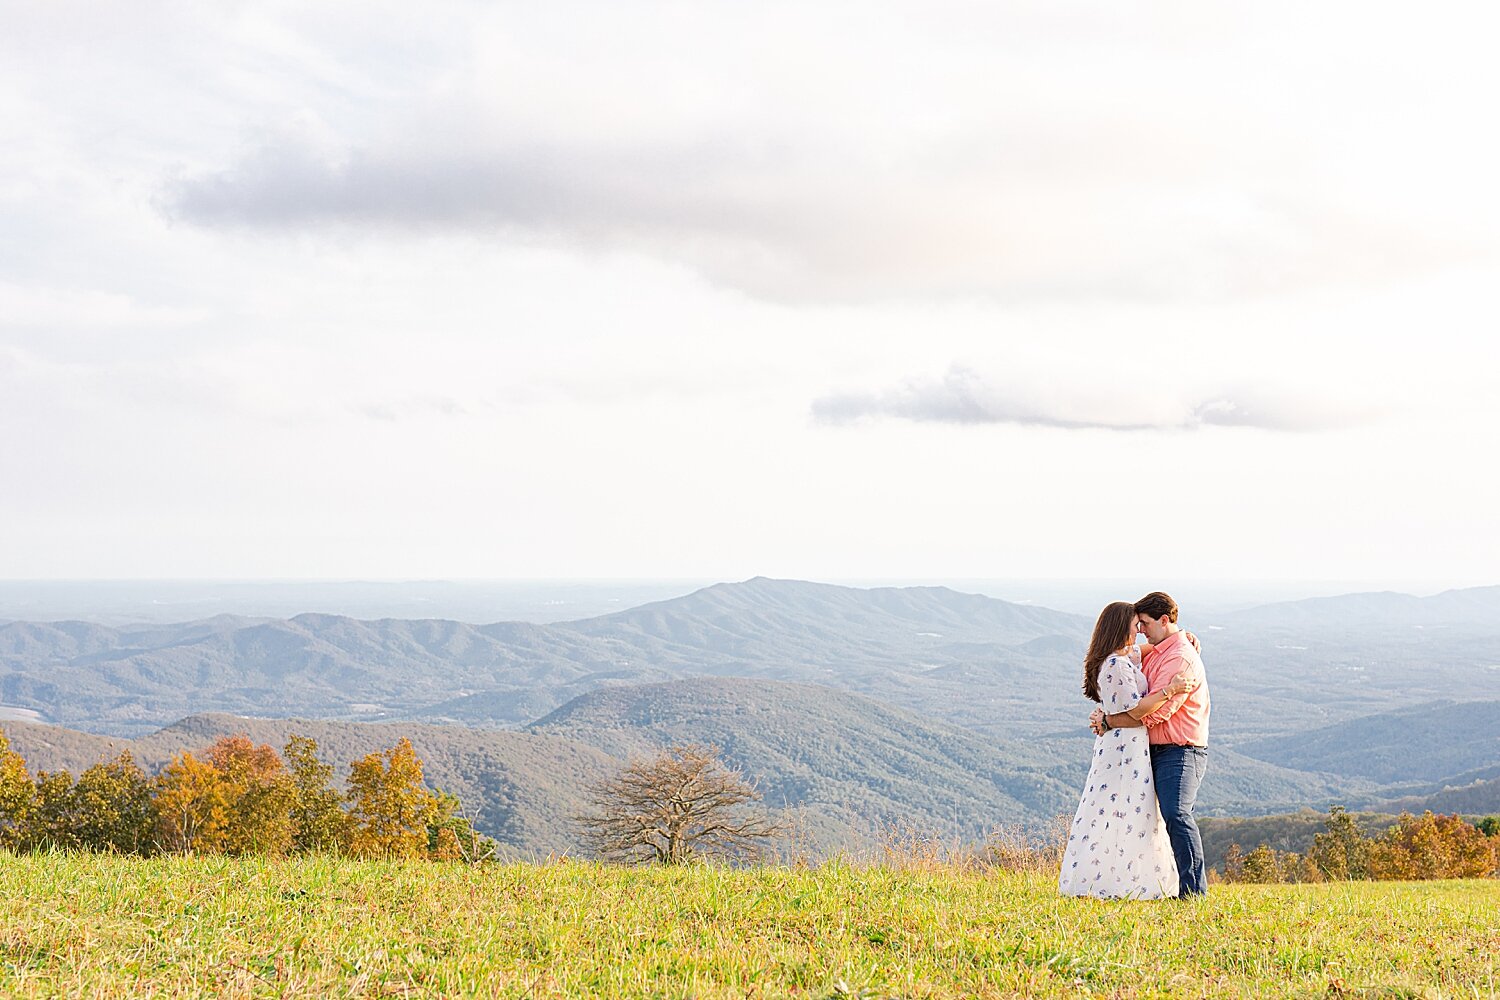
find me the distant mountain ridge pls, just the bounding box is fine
[1222,585,1500,627]
[0,577,1088,736]
[3,576,1499,826]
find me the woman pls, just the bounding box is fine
[1058,601,1195,900]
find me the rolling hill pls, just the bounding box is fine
[2,676,1085,854]
[3,577,1499,826]
[1233,700,1500,785]
[527,676,1079,843]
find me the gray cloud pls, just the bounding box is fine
[812,366,1378,433]
[352,395,470,422]
[159,108,1474,305]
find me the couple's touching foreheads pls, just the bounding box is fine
[1059,591,1211,901]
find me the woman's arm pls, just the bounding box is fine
[1098,670,1195,730]
[1123,670,1195,720]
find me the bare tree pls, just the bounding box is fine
[576,743,785,865]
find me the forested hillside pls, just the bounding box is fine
[4,578,1498,840]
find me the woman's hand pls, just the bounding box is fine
[1185,630,1202,653]
[1163,670,1198,698]
[1089,708,1107,735]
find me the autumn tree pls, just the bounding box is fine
[1293,852,1325,883]
[1308,806,1371,881]
[24,754,156,854]
[576,743,785,865]
[22,771,78,850]
[1368,811,1497,880]
[346,738,438,859]
[283,735,348,853]
[1231,844,1317,883]
[1239,844,1281,882]
[68,752,156,854]
[154,751,230,853]
[1220,843,1246,882]
[427,788,497,863]
[0,728,34,849]
[204,735,297,856]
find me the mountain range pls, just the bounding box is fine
[2,577,1497,854]
[0,578,1093,736]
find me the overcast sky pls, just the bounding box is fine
[2,1,1497,587]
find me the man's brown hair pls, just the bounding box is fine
[1133,591,1179,623]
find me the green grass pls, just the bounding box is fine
[1,852,1496,998]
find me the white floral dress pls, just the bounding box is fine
[1058,650,1179,900]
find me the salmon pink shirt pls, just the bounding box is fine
[1139,630,1210,747]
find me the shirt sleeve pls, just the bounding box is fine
[1139,650,1191,727]
[1099,656,1143,715]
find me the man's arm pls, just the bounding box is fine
[1098,708,1146,730]
[1090,706,1144,735]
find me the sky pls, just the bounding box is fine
[2,1,1497,587]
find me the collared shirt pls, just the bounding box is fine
[1139,630,1210,746]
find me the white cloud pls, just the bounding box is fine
[0,1,1497,583]
[811,365,1380,432]
[154,2,1496,303]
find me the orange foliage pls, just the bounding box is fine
[1367,812,1498,880]
[205,735,284,783]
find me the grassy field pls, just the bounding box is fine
[0,852,1496,998]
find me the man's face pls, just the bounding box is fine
[1136,614,1168,645]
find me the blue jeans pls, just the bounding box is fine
[1150,744,1208,897]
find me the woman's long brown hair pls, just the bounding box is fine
[1083,601,1137,703]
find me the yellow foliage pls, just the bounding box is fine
[0,728,34,848]
[430,826,464,861]
[345,738,437,859]
[154,752,229,853]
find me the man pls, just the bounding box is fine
[1089,591,1211,897]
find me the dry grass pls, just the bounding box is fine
[1,849,1496,998]
[877,819,1070,876]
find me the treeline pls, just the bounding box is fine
[0,727,493,861]
[1220,806,1500,883]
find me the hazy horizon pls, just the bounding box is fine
[1,575,1490,626]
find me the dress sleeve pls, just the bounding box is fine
[1099,656,1143,714]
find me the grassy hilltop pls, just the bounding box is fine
[1,853,1495,998]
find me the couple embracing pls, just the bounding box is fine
[1058,591,1211,900]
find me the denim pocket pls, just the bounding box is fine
[1188,747,1208,776]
